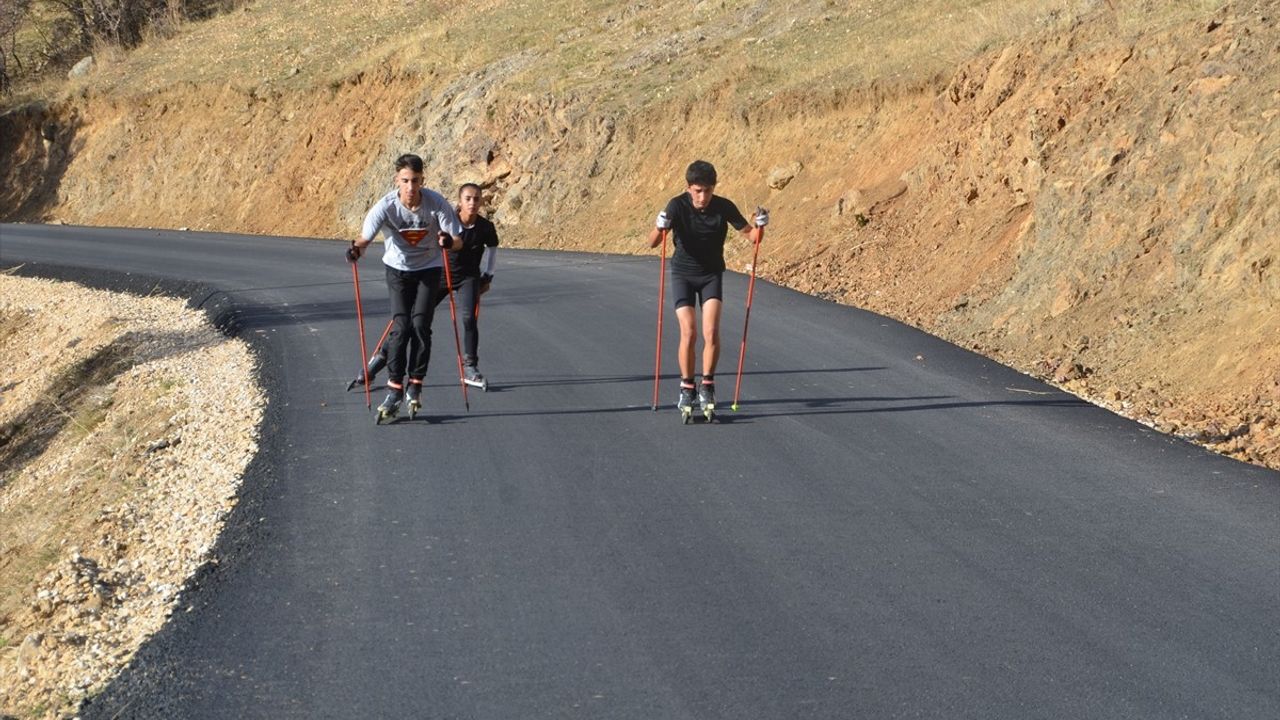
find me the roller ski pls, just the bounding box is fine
[406,381,423,420]
[375,384,404,425]
[698,380,716,423]
[677,382,697,425]
[463,364,489,392]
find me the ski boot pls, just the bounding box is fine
[406,380,423,420]
[677,382,697,425]
[463,364,488,392]
[375,383,404,425]
[698,380,716,423]
[347,354,387,391]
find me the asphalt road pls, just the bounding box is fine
[3,223,1278,719]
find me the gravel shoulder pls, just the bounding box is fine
[0,273,264,718]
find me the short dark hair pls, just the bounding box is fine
[686,160,717,187]
[458,182,482,196]
[394,153,424,173]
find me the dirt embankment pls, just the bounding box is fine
[0,275,263,717]
[1,2,1276,467]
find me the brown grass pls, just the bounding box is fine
[6,0,1224,110]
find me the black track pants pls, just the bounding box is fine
[434,274,481,365]
[384,265,443,383]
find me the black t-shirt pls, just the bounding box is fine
[447,214,499,278]
[663,193,749,274]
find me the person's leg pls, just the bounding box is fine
[408,268,442,382]
[348,322,390,390]
[456,276,479,366]
[671,273,698,382]
[699,273,725,377]
[384,266,415,387]
[366,332,389,378]
[675,306,698,381]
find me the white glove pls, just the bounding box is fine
[753,207,769,227]
[655,210,672,230]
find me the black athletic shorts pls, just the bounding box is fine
[671,270,723,309]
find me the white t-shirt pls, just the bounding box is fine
[362,188,465,272]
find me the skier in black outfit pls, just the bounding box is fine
[433,182,499,389]
[349,182,499,391]
[647,160,767,419]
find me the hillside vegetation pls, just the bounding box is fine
[1,0,1277,468]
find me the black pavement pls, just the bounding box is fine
[2,223,1278,719]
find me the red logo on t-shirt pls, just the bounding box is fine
[401,229,430,246]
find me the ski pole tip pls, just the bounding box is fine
[731,403,739,412]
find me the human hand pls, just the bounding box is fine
[346,243,362,262]
[655,210,672,230]
[438,232,455,250]
[753,207,769,227]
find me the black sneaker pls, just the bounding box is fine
[677,383,696,411]
[698,381,715,409]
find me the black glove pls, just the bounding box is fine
[346,243,361,262]
[480,273,493,293]
[438,232,454,250]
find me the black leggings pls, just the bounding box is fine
[384,265,443,383]
[433,274,481,364]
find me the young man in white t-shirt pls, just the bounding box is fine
[347,153,464,421]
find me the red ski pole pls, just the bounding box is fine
[350,258,372,410]
[440,243,470,412]
[651,228,669,411]
[731,225,764,412]
[372,318,394,359]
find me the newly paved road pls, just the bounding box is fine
[3,224,1278,719]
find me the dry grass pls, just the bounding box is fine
[11,0,1225,109]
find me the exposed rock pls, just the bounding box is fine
[767,161,803,190]
[68,56,95,80]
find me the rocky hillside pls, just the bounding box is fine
[1,0,1277,468]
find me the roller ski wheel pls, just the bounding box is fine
[698,382,716,423]
[677,384,697,425]
[375,388,403,425]
[406,384,422,420]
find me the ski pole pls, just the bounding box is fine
[350,257,372,410]
[372,318,394,360]
[731,225,764,412]
[440,242,470,412]
[651,228,668,411]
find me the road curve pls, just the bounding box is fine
[3,223,1278,719]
